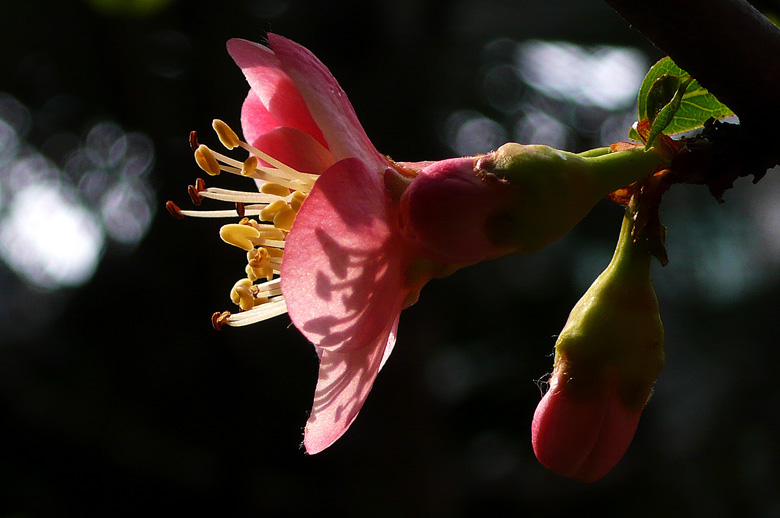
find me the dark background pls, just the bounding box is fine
[1,0,780,516]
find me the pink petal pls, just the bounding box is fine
[281,157,409,353]
[303,315,399,454]
[281,157,411,452]
[240,90,282,145]
[251,126,336,175]
[227,38,327,148]
[267,34,386,170]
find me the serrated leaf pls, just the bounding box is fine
[637,57,733,136]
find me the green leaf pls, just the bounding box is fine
[636,57,733,136]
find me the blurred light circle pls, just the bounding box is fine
[517,40,646,110]
[100,181,155,246]
[0,183,104,289]
[86,122,126,167]
[446,110,507,156]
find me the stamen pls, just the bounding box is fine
[251,168,315,192]
[198,187,286,204]
[243,219,279,231]
[187,184,203,206]
[290,191,307,211]
[181,119,319,331]
[239,140,319,185]
[212,119,240,150]
[194,145,221,176]
[255,229,286,240]
[165,201,185,219]
[230,278,255,311]
[242,155,258,176]
[247,247,270,266]
[260,200,288,222]
[239,141,302,179]
[175,207,266,218]
[273,206,297,231]
[225,298,288,327]
[220,223,261,251]
[253,238,286,249]
[253,278,282,296]
[260,182,292,197]
[212,311,231,330]
[266,247,284,258]
[208,148,245,170]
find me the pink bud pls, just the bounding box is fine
[531,362,645,482]
[531,204,664,482]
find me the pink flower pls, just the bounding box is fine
[166,34,509,454]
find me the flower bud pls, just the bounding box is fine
[531,204,665,482]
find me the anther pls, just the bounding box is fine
[260,182,292,198]
[260,199,288,222]
[165,201,185,219]
[195,145,221,176]
[273,206,297,231]
[236,202,246,218]
[247,247,271,268]
[242,156,258,176]
[220,223,261,251]
[212,311,231,330]
[187,185,203,206]
[195,178,206,191]
[189,131,199,152]
[213,119,241,150]
[290,191,307,211]
[230,278,255,311]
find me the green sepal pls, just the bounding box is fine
[554,207,665,409]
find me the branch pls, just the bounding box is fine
[604,0,780,138]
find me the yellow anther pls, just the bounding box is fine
[242,155,258,176]
[247,247,271,268]
[260,199,288,222]
[290,191,307,211]
[260,182,292,198]
[194,145,221,176]
[273,206,297,231]
[245,264,261,282]
[230,278,255,311]
[212,119,240,149]
[220,223,261,251]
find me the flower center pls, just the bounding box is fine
[166,119,316,329]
